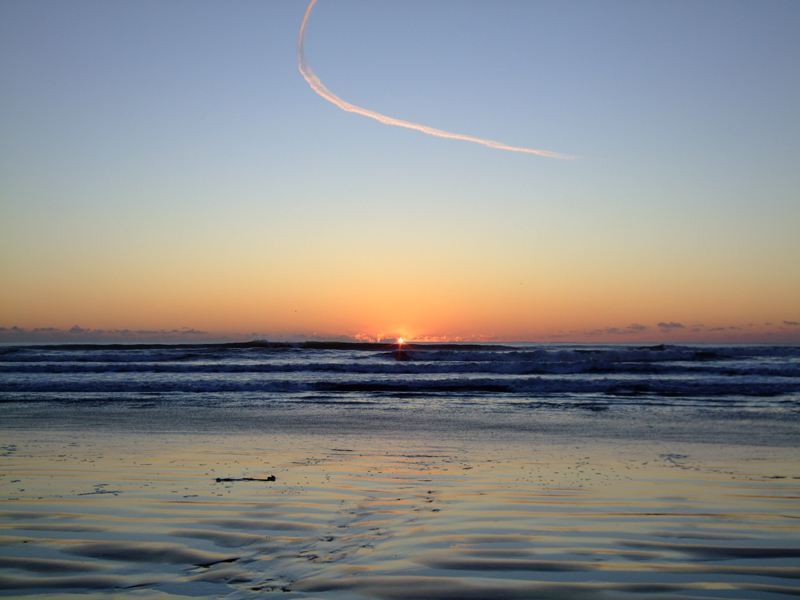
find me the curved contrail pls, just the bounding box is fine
[297,0,572,160]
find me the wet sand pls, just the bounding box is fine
[1,409,799,598]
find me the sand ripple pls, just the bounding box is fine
[1,430,798,598]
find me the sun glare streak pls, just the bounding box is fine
[297,0,573,160]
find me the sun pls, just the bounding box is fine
[397,337,405,345]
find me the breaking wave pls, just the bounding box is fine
[1,342,798,411]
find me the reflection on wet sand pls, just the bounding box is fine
[1,431,799,598]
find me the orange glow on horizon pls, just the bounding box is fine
[2,225,799,344]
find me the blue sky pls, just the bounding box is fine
[1,0,799,342]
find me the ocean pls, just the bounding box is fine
[1,342,799,598]
[1,341,798,414]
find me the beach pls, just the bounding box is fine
[4,0,798,594]
[1,342,799,598]
[1,408,799,598]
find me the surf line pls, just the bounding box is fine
[297,0,573,159]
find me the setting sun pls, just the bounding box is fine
[1,2,799,598]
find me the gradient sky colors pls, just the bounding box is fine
[1,0,799,343]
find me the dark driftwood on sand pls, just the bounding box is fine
[214,475,276,483]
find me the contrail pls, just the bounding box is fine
[297,0,573,160]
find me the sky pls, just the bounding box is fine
[1,0,799,344]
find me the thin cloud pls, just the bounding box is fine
[297,0,573,159]
[657,321,685,332]
[587,323,648,336]
[0,326,209,343]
